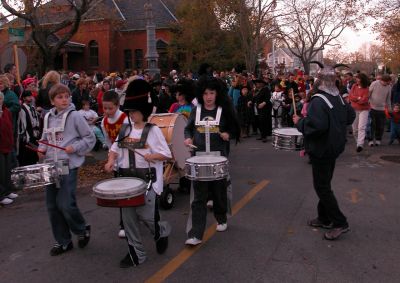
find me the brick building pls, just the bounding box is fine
[0,0,180,74]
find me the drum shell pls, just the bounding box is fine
[185,156,229,181]
[148,113,191,170]
[272,128,304,151]
[92,177,147,207]
[11,163,61,189]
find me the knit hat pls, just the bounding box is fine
[115,79,127,89]
[123,79,153,118]
[22,78,35,88]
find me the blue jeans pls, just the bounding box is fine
[390,121,400,141]
[46,169,86,246]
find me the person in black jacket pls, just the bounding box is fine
[249,79,272,142]
[293,62,356,241]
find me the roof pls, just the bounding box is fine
[3,0,180,31]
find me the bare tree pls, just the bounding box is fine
[215,0,281,73]
[277,0,365,74]
[1,0,94,73]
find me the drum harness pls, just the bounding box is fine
[42,109,75,187]
[116,121,156,194]
[194,105,222,155]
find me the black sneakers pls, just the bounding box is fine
[78,225,91,248]
[307,218,333,229]
[356,146,363,152]
[120,253,136,268]
[156,236,169,254]
[50,242,73,256]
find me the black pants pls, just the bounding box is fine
[188,179,227,239]
[0,153,13,200]
[311,158,348,228]
[369,109,386,142]
[259,110,272,138]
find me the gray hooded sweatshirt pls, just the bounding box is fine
[38,104,96,169]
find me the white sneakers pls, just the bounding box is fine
[0,198,13,205]
[206,200,213,208]
[375,140,381,146]
[118,229,126,238]
[7,193,18,199]
[185,237,202,246]
[216,223,228,232]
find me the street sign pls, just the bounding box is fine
[8,27,25,42]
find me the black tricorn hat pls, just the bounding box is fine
[123,79,153,118]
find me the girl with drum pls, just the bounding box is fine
[104,79,172,268]
[184,77,240,246]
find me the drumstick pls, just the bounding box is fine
[133,150,156,164]
[38,140,67,151]
[25,144,46,154]
[188,144,198,149]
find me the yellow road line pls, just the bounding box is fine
[145,179,270,283]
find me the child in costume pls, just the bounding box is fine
[104,79,171,268]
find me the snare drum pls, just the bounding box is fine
[11,163,58,189]
[92,177,147,207]
[185,155,229,181]
[148,113,191,169]
[11,159,69,190]
[272,127,304,151]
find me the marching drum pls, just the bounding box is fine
[148,113,191,170]
[92,177,147,207]
[185,155,229,181]
[11,159,69,189]
[272,127,304,151]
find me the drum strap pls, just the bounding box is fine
[195,105,222,126]
[312,94,333,109]
[43,109,75,134]
[118,123,154,149]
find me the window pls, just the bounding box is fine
[124,49,132,69]
[135,49,143,69]
[275,57,279,64]
[89,40,99,67]
[282,57,286,65]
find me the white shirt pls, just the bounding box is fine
[78,109,98,129]
[110,119,172,195]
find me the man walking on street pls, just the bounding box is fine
[293,62,355,241]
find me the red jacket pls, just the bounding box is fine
[385,108,400,124]
[0,106,14,153]
[349,84,370,111]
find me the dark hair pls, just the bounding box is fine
[196,77,241,142]
[49,83,71,100]
[102,90,119,105]
[81,99,90,105]
[356,73,370,88]
[4,63,15,73]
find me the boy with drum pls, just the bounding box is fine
[38,83,96,256]
[184,77,240,246]
[104,79,171,268]
[101,90,127,238]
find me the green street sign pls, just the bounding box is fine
[8,27,25,42]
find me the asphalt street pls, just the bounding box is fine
[1,132,400,283]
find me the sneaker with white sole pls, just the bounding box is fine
[118,229,126,238]
[368,141,374,147]
[375,140,381,146]
[6,193,18,199]
[206,200,213,209]
[0,198,13,205]
[216,223,228,232]
[185,237,202,246]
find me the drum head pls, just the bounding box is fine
[93,177,146,199]
[186,155,227,164]
[273,127,302,136]
[171,114,191,169]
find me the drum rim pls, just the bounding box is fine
[186,155,228,164]
[11,163,55,172]
[272,127,303,136]
[92,177,147,199]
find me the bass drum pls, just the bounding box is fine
[148,113,191,170]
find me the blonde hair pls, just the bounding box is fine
[0,74,11,89]
[42,70,60,89]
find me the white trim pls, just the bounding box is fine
[111,0,126,21]
[158,0,178,22]
[313,94,333,109]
